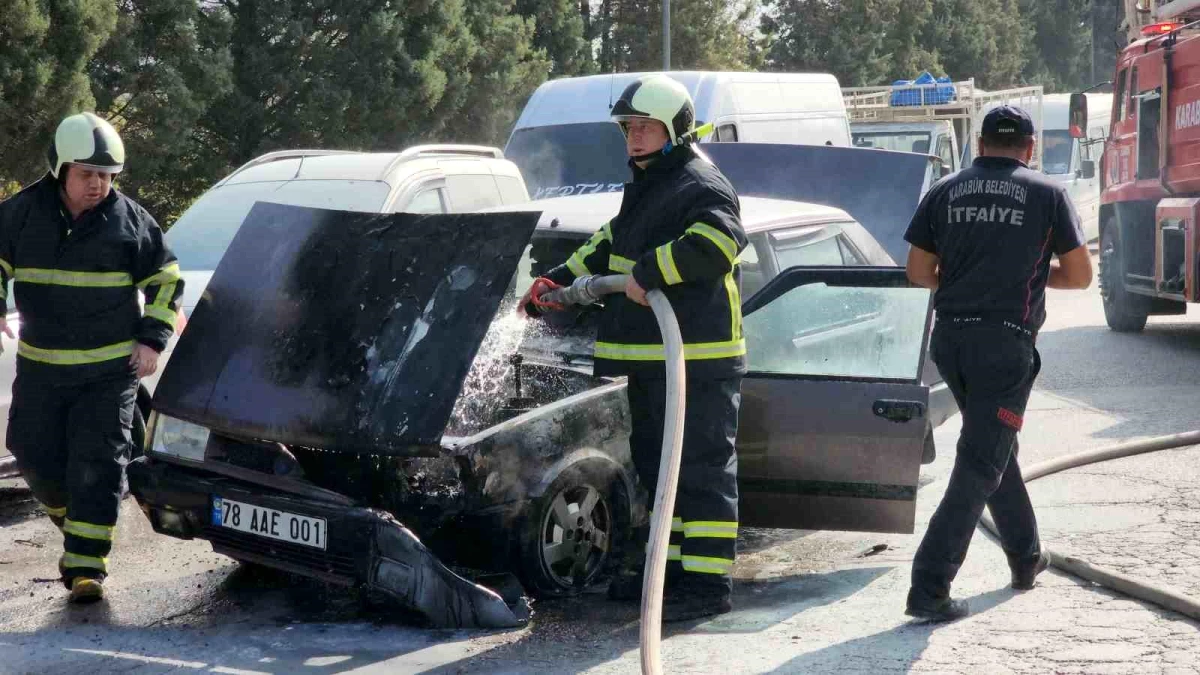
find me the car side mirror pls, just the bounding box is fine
[1079,159,1096,179]
[1069,94,1088,139]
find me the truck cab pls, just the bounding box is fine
[852,119,959,187]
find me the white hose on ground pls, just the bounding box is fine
[977,430,1200,621]
[538,274,683,675]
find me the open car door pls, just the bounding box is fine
[736,266,934,534]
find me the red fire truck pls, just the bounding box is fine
[1087,0,1200,331]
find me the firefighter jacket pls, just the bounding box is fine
[0,175,184,380]
[546,146,748,379]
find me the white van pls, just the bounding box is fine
[1040,93,1113,242]
[504,71,852,199]
[973,92,1112,242]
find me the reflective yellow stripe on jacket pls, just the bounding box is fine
[17,340,136,365]
[138,262,182,327]
[15,268,133,287]
[594,339,746,362]
[609,254,636,274]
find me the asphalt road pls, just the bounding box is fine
[3,268,1200,674]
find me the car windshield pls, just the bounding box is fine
[1041,130,1074,175]
[852,131,932,154]
[505,123,631,200]
[167,180,391,270]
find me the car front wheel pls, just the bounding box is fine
[517,463,624,597]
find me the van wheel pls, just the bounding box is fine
[1099,222,1149,333]
[516,463,625,598]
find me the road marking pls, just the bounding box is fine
[63,649,271,674]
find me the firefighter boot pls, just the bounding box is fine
[68,577,104,604]
[1012,551,1051,591]
[662,576,732,623]
[607,526,684,602]
[905,588,969,622]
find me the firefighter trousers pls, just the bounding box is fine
[626,374,742,597]
[7,362,138,586]
[910,321,1043,603]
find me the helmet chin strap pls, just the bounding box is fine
[630,122,717,164]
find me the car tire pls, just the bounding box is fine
[516,462,626,598]
[1100,221,1149,333]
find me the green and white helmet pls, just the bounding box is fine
[47,112,125,178]
[610,74,696,147]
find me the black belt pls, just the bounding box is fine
[938,315,1036,339]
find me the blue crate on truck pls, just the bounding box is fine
[890,72,956,107]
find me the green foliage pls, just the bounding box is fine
[0,0,117,185]
[90,0,234,223]
[598,0,759,72]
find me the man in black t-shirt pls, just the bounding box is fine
[902,106,1094,621]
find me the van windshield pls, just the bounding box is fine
[1041,130,1074,175]
[505,123,631,199]
[852,131,933,155]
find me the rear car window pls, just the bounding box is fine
[167,180,390,271]
[446,174,504,212]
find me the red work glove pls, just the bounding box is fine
[519,277,565,317]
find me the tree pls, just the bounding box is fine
[89,0,234,222]
[597,0,758,73]
[516,0,595,76]
[1019,0,1093,92]
[922,0,1031,89]
[0,0,117,188]
[761,0,915,87]
[443,0,554,144]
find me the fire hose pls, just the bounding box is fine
[534,273,682,675]
[978,430,1200,621]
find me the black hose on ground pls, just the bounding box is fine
[977,430,1200,620]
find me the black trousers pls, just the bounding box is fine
[626,374,742,596]
[910,321,1043,602]
[7,361,138,585]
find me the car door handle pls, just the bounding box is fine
[873,399,925,423]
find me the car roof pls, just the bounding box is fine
[480,192,855,236]
[215,146,523,188]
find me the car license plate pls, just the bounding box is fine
[211,496,327,550]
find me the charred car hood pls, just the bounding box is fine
[153,202,539,455]
[704,143,933,264]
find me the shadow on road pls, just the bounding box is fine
[1034,321,1200,439]
[423,566,893,674]
[766,585,1017,674]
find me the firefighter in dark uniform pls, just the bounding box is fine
[0,112,184,603]
[523,74,747,621]
[903,106,1093,620]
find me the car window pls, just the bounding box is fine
[166,180,391,271]
[446,174,504,212]
[773,233,846,269]
[405,187,446,214]
[745,283,931,380]
[715,124,739,143]
[936,135,954,168]
[495,176,530,205]
[739,236,768,299]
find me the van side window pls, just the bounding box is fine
[716,124,739,143]
[936,136,954,170]
[445,174,504,212]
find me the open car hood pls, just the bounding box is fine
[152,202,539,455]
[704,143,933,264]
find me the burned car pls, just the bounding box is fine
[129,143,953,627]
